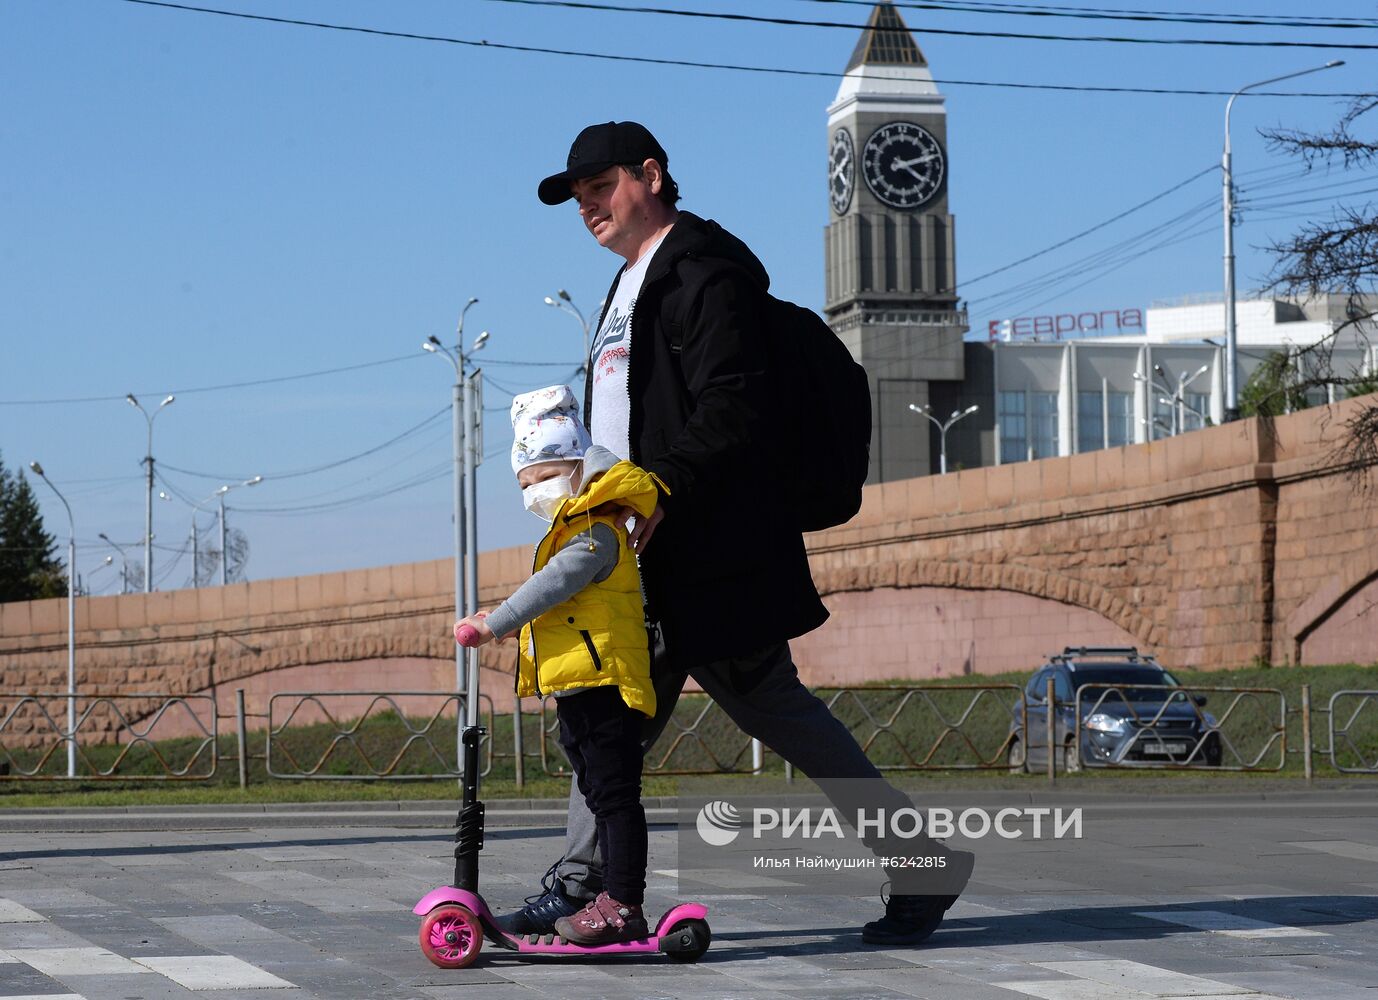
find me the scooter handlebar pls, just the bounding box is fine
[454,623,481,648]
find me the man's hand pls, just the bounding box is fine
[612,503,666,555]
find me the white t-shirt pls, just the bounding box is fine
[589,231,669,461]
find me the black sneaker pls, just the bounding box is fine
[862,846,973,946]
[861,891,958,946]
[495,860,585,936]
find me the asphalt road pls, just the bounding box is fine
[1,790,1377,999]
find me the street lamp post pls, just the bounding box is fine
[211,476,264,586]
[544,289,597,377]
[422,296,488,710]
[97,532,134,593]
[1222,60,1343,422]
[126,393,175,591]
[1134,363,1210,437]
[29,462,77,779]
[909,403,980,474]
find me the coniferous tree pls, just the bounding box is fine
[0,453,67,602]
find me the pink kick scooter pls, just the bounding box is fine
[413,622,711,969]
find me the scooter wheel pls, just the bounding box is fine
[662,917,711,963]
[419,904,483,969]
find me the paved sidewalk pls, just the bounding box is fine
[1,792,1377,999]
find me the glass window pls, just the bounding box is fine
[1030,392,1059,459]
[999,391,1026,464]
[1053,670,1073,703]
[1107,392,1132,446]
[1026,669,1049,701]
[1077,392,1103,453]
[1184,392,1210,430]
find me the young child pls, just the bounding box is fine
[455,384,665,945]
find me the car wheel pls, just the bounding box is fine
[1007,738,1027,774]
[1062,739,1081,774]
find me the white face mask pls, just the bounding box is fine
[523,474,574,522]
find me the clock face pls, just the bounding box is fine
[829,128,855,215]
[861,121,945,210]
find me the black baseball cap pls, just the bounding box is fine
[537,121,668,206]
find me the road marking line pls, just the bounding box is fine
[0,899,45,923]
[991,981,1155,999]
[5,947,151,977]
[132,955,296,990]
[1283,840,1378,864]
[1133,910,1327,938]
[1033,959,1254,996]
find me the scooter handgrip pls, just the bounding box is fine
[454,623,480,647]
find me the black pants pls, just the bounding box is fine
[555,686,647,906]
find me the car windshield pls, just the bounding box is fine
[1070,666,1185,702]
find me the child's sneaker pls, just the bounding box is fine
[553,892,648,945]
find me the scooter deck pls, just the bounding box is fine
[415,886,707,956]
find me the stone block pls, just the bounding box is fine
[0,599,32,636]
[296,572,322,610]
[248,581,274,617]
[931,469,959,514]
[222,583,249,619]
[956,469,986,513]
[984,464,1014,509]
[1009,460,1042,507]
[197,586,224,622]
[906,475,936,518]
[1122,444,1152,489]
[171,588,200,626]
[115,594,147,630]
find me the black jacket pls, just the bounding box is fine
[585,212,828,668]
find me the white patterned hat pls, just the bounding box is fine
[510,385,592,474]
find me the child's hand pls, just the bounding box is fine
[454,616,495,647]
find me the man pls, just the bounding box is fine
[502,121,972,946]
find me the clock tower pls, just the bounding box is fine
[825,2,967,483]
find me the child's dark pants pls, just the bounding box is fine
[554,686,647,906]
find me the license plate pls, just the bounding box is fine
[1141,742,1189,755]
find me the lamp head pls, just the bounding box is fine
[160,394,175,408]
[422,342,438,353]
[472,330,490,352]
[125,393,139,408]
[964,404,980,416]
[245,475,263,486]
[29,460,44,476]
[558,289,571,302]
[907,403,929,415]
[544,296,557,306]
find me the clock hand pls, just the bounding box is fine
[891,153,938,171]
[897,162,930,182]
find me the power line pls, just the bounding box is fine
[159,406,448,482]
[797,0,1378,30]
[956,164,1217,291]
[115,1,1371,97]
[485,0,1378,50]
[0,351,425,406]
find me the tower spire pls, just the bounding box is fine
[845,2,927,72]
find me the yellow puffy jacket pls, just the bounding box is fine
[516,460,666,717]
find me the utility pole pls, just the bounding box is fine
[1222,60,1343,421]
[126,393,175,591]
[30,462,77,778]
[423,299,489,703]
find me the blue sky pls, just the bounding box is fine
[2,0,1371,590]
